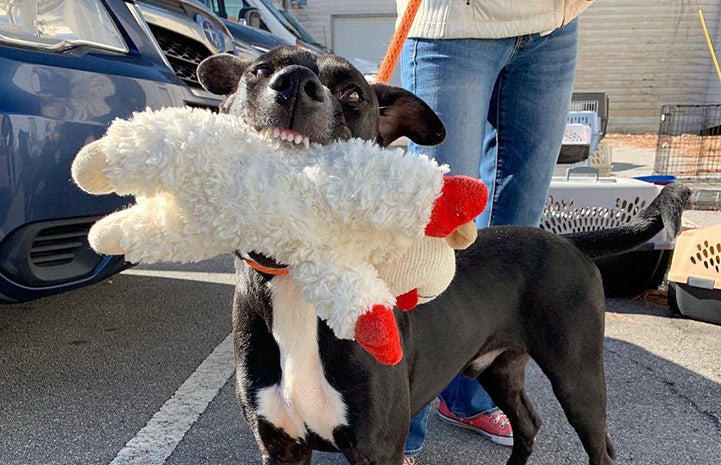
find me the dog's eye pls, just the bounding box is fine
[342,90,361,104]
[253,66,272,78]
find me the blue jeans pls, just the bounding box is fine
[402,20,579,456]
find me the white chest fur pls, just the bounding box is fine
[254,276,349,443]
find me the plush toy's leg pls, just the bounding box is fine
[354,305,403,365]
[87,195,218,264]
[72,139,163,197]
[395,288,418,311]
[425,176,488,238]
[88,207,137,256]
[71,140,114,195]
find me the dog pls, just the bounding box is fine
[195,46,689,465]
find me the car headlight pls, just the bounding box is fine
[0,0,128,53]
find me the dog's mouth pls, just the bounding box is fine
[259,127,311,149]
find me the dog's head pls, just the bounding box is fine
[197,46,445,147]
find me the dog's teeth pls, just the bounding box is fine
[266,128,308,147]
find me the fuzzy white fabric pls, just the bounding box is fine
[72,106,451,340]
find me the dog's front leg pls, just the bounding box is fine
[337,421,408,465]
[255,420,312,465]
[341,449,405,465]
[335,386,410,465]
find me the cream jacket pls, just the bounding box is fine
[396,0,594,39]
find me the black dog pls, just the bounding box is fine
[196,47,689,465]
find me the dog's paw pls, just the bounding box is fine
[71,140,114,195]
[425,176,487,237]
[354,305,403,365]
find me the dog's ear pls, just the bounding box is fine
[197,54,253,95]
[372,83,446,147]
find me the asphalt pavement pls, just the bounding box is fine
[1,254,720,465]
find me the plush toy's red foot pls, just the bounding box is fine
[354,305,403,365]
[425,176,488,237]
[395,288,418,311]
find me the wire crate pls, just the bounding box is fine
[653,104,721,186]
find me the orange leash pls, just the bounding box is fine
[376,0,422,84]
[242,258,289,276]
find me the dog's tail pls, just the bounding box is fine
[563,182,691,259]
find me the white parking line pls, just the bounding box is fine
[122,269,237,285]
[108,333,235,465]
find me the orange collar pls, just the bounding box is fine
[242,258,289,276]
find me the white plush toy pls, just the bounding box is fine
[71,106,486,365]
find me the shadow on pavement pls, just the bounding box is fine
[166,335,721,465]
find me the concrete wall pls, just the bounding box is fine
[574,0,721,133]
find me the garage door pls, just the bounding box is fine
[331,14,400,85]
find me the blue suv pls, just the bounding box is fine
[0,0,249,302]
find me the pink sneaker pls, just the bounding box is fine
[437,399,514,447]
[402,456,416,465]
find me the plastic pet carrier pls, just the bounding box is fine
[667,224,721,325]
[559,121,593,164]
[558,93,609,165]
[541,169,675,297]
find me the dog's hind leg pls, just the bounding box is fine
[531,319,617,465]
[476,351,542,465]
[540,366,616,464]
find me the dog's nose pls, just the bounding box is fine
[268,65,325,103]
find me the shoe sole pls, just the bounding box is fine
[436,410,514,447]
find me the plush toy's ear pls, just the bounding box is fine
[445,221,478,250]
[372,83,446,148]
[197,54,254,95]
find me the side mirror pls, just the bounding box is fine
[238,7,261,29]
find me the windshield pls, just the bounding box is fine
[218,0,324,49]
[277,8,323,48]
[253,0,323,48]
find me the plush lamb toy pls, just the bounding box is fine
[71,106,487,365]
